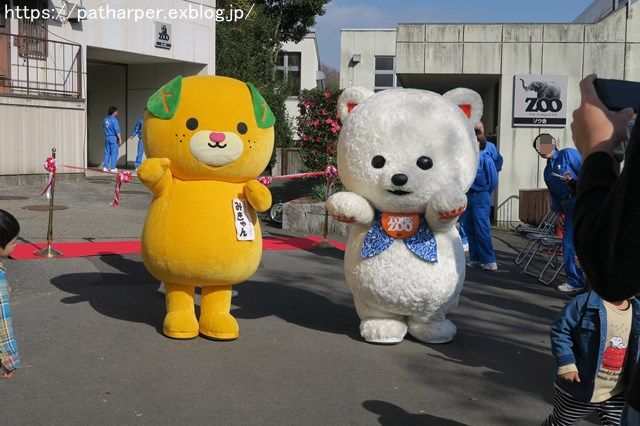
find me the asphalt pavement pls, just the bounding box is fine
[0,177,598,425]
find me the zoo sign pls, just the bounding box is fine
[513,74,568,127]
[154,21,172,50]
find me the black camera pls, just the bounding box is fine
[594,79,640,161]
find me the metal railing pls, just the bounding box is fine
[0,32,82,99]
[496,195,520,229]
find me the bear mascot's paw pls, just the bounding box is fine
[425,187,468,231]
[360,318,408,344]
[326,191,375,226]
[407,317,457,344]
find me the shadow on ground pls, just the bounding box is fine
[363,400,467,426]
[232,278,360,339]
[48,252,359,339]
[49,254,165,333]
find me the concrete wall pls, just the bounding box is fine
[0,0,216,175]
[0,96,85,174]
[340,29,396,89]
[48,0,216,71]
[381,3,639,222]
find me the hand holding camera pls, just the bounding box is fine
[571,75,637,159]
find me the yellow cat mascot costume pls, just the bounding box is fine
[139,75,274,340]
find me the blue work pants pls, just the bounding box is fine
[103,137,119,169]
[461,191,496,264]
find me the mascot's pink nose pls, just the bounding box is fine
[209,132,226,143]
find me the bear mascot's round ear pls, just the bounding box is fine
[246,82,276,128]
[337,86,374,123]
[147,75,183,120]
[442,88,483,126]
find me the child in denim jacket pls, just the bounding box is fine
[544,291,640,425]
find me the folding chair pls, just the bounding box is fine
[516,210,558,236]
[514,211,558,266]
[537,237,564,285]
[522,233,556,276]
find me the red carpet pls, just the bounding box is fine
[11,236,345,260]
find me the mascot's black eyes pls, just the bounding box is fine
[371,155,386,169]
[417,156,433,170]
[186,118,198,131]
[237,122,248,134]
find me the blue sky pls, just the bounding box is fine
[314,0,595,68]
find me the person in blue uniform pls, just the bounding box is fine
[477,121,504,173]
[102,106,122,172]
[459,121,503,251]
[462,129,499,271]
[130,111,145,170]
[534,134,584,293]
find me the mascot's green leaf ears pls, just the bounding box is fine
[147,75,183,120]
[246,83,275,129]
[146,76,275,128]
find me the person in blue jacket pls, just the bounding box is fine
[459,122,503,251]
[462,129,499,271]
[477,121,504,173]
[130,111,145,170]
[545,290,639,424]
[534,134,584,293]
[102,106,122,172]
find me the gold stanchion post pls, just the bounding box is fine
[314,177,336,249]
[35,148,63,257]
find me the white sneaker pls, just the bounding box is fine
[232,289,238,297]
[466,261,479,268]
[557,283,582,293]
[109,168,118,173]
[462,243,469,252]
[102,167,108,172]
[157,283,165,295]
[481,262,498,271]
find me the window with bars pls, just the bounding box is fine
[276,51,301,96]
[374,56,400,92]
[15,0,48,60]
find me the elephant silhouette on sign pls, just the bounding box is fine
[520,79,561,99]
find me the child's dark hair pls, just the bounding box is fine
[0,209,19,249]
[108,106,118,115]
[475,128,487,151]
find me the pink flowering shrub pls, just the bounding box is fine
[297,87,343,174]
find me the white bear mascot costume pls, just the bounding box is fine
[327,86,482,344]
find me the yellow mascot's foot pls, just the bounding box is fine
[163,310,199,339]
[199,312,239,340]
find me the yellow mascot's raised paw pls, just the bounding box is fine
[140,75,275,340]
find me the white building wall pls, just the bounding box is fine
[0,96,85,175]
[341,2,640,223]
[47,0,215,71]
[340,29,396,89]
[0,0,216,175]
[281,32,322,132]
[272,32,322,176]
